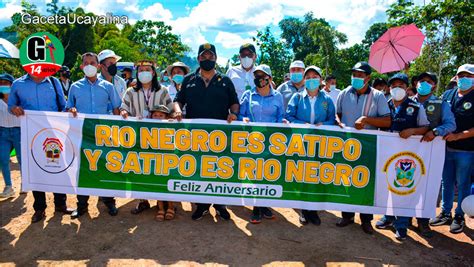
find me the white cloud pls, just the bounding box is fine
[215,32,253,49]
[0,0,22,26]
[141,3,173,23]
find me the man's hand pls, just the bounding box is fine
[354,116,367,130]
[173,111,183,122]
[399,128,414,139]
[282,118,289,124]
[120,110,128,119]
[443,132,461,142]
[11,106,24,117]
[421,130,436,142]
[315,122,323,126]
[68,107,78,118]
[242,117,250,123]
[227,113,237,123]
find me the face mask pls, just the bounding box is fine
[241,57,253,69]
[254,76,269,88]
[458,77,473,91]
[83,65,97,77]
[0,85,11,94]
[305,78,320,92]
[163,76,169,82]
[172,74,184,84]
[107,64,117,76]
[62,71,71,79]
[330,85,336,91]
[417,81,432,96]
[390,87,406,101]
[138,71,153,84]
[290,72,303,83]
[351,77,366,90]
[200,60,216,71]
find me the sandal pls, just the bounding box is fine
[130,200,150,215]
[165,208,175,220]
[155,210,165,221]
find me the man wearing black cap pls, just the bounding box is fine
[335,62,391,234]
[226,43,257,100]
[58,66,72,97]
[121,67,134,87]
[174,43,239,221]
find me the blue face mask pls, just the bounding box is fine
[305,78,320,92]
[416,81,433,96]
[0,85,10,94]
[172,74,184,84]
[290,72,303,83]
[351,77,365,90]
[163,76,169,82]
[458,77,473,91]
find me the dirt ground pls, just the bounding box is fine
[1,159,473,267]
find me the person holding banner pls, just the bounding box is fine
[67,52,122,219]
[410,72,456,237]
[174,43,239,221]
[120,60,175,220]
[238,64,285,224]
[375,73,430,240]
[285,65,336,226]
[335,61,391,234]
[0,73,20,198]
[8,70,72,223]
[434,64,474,234]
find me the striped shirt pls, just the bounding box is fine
[0,100,20,127]
[121,86,174,118]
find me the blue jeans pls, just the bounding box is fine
[0,127,21,186]
[382,215,409,230]
[441,149,474,217]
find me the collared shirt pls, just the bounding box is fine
[98,73,127,98]
[239,87,284,123]
[336,86,390,129]
[0,100,20,127]
[66,77,121,115]
[167,83,178,101]
[226,65,256,100]
[414,94,456,136]
[286,89,336,125]
[322,87,341,108]
[8,74,66,112]
[60,79,71,97]
[276,80,305,111]
[175,70,239,120]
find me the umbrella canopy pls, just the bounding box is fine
[369,24,425,74]
[0,38,19,59]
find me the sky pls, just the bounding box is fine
[0,0,427,66]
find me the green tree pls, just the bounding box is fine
[362,22,389,49]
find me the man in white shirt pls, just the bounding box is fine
[98,49,127,98]
[226,43,257,100]
[322,75,341,107]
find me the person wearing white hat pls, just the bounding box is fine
[226,43,257,100]
[277,60,306,110]
[433,63,474,234]
[98,49,127,98]
[166,61,190,101]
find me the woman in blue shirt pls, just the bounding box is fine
[285,65,336,225]
[239,64,285,224]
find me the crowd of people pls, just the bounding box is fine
[0,42,473,241]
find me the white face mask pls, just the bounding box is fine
[241,57,254,69]
[330,85,336,91]
[138,71,153,84]
[390,87,406,101]
[83,65,97,77]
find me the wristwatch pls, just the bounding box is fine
[432,128,439,136]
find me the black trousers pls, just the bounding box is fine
[342,212,373,223]
[76,195,115,210]
[196,203,225,210]
[33,191,66,211]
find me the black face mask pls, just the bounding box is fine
[254,76,269,88]
[199,60,216,71]
[107,64,118,76]
[62,71,71,79]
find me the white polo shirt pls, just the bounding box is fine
[226,65,256,100]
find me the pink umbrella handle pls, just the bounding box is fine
[389,40,406,63]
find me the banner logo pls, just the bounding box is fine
[31,128,75,174]
[20,32,65,78]
[383,151,425,195]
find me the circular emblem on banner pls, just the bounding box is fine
[406,106,415,115]
[383,151,426,196]
[426,105,435,113]
[30,128,75,174]
[20,32,65,78]
[463,102,472,110]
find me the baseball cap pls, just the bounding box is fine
[239,43,256,54]
[456,64,474,75]
[418,72,438,84]
[254,64,272,77]
[0,73,14,83]
[388,73,409,86]
[304,65,322,77]
[198,43,216,56]
[98,49,122,63]
[290,60,305,69]
[351,62,372,75]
